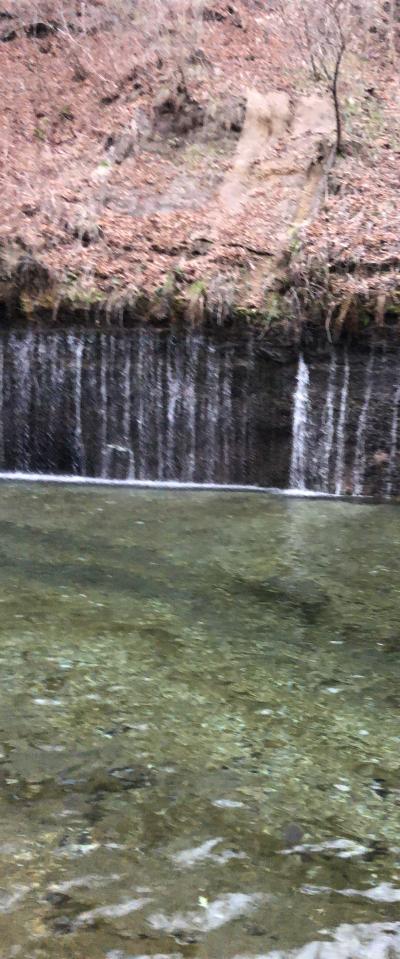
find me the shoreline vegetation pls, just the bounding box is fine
[0,0,399,341]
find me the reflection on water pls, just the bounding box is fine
[0,484,399,958]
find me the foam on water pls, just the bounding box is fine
[0,471,339,497]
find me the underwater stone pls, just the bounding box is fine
[233,574,330,621]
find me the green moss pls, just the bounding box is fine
[34,125,47,142]
[19,284,63,317]
[59,105,74,121]
[187,279,206,296]
[155,271,178,301]
[64,284,104,306]
[288,227,302,256]
[260,292,284,325]
[185,280,207,322]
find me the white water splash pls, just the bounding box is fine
[318,353,337,492]
[70,336,85,474]
[171,837,223,866]
[212,798,245,809]
[166,337,180,479]
[386,381,400,497]
[290,355,310,490]
[220,349,234,483]
[232,921,400,959]
[353,352,374,496]
[0,885,30,913]
[281,838,368,859]
[48,873,121,894]
[339,883,400,903]
[46,335,63,472]
[11,331,33,470]
[0,472,335,495]
[171,837,246,868]
[185,338,199,482]
[122,341,134,478]
[135,327,146,479]
[100,334,108,476]
[149,892,264,934]
[107,953,182,959]
[334,352,350,495]
[203,340,219,482]
[153,335,165,480]
[75,896,150,927]
[0,337,4,469]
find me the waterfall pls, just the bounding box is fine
[104,335,117,478]
[122,341,134,479]
[166,336,180,479]
[135,328,146,479]
[0,336,5,470]
[104,336,135,479]
[220,349,234,483]
[290,355,310,490]
[334,352,350,496]
[11,331,34,471]
[153,335,165,480]
[100,334,108,477]
[46,335,61,472]
[318,353,337,492]
[184,337,198,482]
[0,328,399,497]
[203,340,219,482]
[386,380,400,498]
[353,352,374,497]
[72,336,85,474]
[242,336,255,482]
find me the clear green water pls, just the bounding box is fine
[0,484,400,959]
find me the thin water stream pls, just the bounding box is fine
[0,483,400,958]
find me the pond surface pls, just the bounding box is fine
[0,484,400,958]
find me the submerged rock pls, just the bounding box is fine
[59,759,156,795]
[283,823,304,847]
[2,743,156,800]
[233,574,330,621]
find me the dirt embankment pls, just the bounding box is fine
[0,0,399,339]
